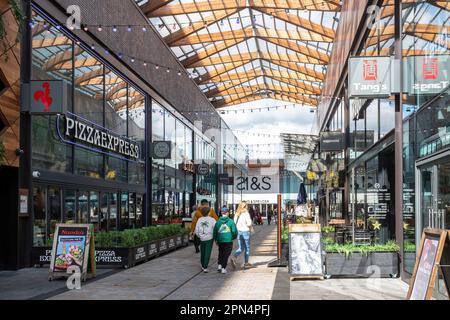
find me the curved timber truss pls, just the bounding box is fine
[137,0,448,109]
[137,0,343,108]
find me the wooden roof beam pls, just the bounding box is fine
[164,9,240,46]
[140,0,175,15]
[182,38,247,68]
[172,27,333,46]
[256,7,335,39]
[149,0,247,16]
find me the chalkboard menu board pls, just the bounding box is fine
[288,224,323,279]
[407,228,448,300]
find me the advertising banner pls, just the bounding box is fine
[49,224,95,281]
[348,56,391,98]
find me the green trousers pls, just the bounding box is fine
[200,239,214,269]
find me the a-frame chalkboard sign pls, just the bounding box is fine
[48,224,96,282]
[407,228,450,300]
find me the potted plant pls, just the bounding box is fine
[324,241,400,278]
[322,225,335,243]
[281,227,289,263]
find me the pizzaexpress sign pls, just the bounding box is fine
[57,112,141,161]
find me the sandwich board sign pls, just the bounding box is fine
[48,224,96,282]
[348,56,391,98]
[288,224,323,280]
[407,228,450,300]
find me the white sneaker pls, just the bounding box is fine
[221,268,227,274]
[202,268,209,273]
[217,264,222,272]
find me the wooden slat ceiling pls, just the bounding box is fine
[140,0,342,108]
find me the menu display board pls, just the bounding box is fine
[49,224,96,281]
[407,228,448,300]
[288,224,323,279]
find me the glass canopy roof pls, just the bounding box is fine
[136,0,342,108]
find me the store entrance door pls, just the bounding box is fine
[417,159,450,232]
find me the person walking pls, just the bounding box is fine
[267,208,272,225]
[194,207,216,273]
[213,207,237,274]
[191,200,218,254]
[230,201,254,270]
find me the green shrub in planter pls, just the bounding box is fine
[325,241,400,258]
[95,232,113,247]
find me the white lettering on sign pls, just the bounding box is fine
[412,81,449,92]
[63,116,140,160]
[235,176,279,194]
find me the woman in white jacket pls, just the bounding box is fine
[230,201,254,269]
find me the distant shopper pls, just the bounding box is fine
[267,209,273,225]
[230,201,254,269]
[191,200,218,254]
[213,207,237,274]
[194,207,216,273]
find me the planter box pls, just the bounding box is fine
[31,233,187,269]
[175,235,183,247]
[168,236,177,251]
[281,243,289,263]
[182,234,190,246]
[147,240,159,258]
[158,238,169,253]
[131,244,148,266]
[325,252,399,278]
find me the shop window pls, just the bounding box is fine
[129,193,136,229]
[105,156,127,182]
[90,191,100,232]
[108,193,118,231]
[100,193,108,231]
[77,191,89,224]
[48,187,62,238]
[120,192,129,230]
[105,69,127,135]
[136,194,144,228]
[64,190,76,224]
[165,112,176,169]
[33,187,46,247]
[74,147,103,179]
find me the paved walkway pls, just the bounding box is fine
[47,224,409,300]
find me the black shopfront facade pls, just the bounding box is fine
[12,2,222,269]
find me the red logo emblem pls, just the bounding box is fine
[363,60,378,81]
[422,58,438,80]
[33,82,53,112]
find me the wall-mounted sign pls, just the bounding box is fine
[57,113,141,161]
[179,159,195,173]
[22,80,67,114]
[196,163,210,175]
[320,131,344,152]
[350,130,375,150]
[349,56,391,98]
[152,141,171,159]
[235,175,279,194]
[405,55,449,95]
[19,189,29,217]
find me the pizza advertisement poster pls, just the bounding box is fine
[49,224,92,277]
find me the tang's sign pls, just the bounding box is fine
[349,56,391,98]
[405,55,449,95]
[22,80,67,114]
[57,113,142,161]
